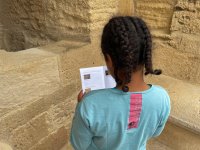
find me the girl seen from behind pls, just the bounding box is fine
[70,16,171,150]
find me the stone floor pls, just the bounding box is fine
[147,140,173,150]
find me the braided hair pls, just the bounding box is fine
[101,16,162,92]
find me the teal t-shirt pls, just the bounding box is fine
[70,85,171,150]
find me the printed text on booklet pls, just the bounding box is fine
[80,66,116,93]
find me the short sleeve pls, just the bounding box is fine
[152,92,171,137]
[70,101,93,150]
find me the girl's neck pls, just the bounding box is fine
[116,70,150,92]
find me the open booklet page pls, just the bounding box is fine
[103,66,116,88]
[80,66,116,92]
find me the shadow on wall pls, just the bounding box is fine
[0,0,91,52]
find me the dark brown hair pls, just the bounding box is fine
[101,16,162,92]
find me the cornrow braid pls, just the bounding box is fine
[132,17,162,75]
[110,18,128,86]
[111,17,141,92]
[101,16,162,92]
[120,18,136,88]
[101,21,120,85]
[107,17,139,90]
[128,17,146,64]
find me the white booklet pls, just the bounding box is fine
[80,66,116,93]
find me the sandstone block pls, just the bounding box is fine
[0,84,76,140]
[0,0,90,51]
[0,51,60,116]
[9,113,49,150]
[0,142,13,150]
[58,44,105,86]
[145,75,200,133]
[152,43,200,84]
[29,127,68,150]
[157,122,200,150]
[136,0,176,32]
[147,139,172,150]
[171,0,200,34]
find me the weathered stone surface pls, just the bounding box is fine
[1,0,200,150]
[0,0,90,51]
[0,33,106,150]
[119,0,134,16]
[0,24,3,49]
[145,75,200,134]
[147,139,173,150]
[0,50,60,116]
[171,0,200,34]
[0,42,82,150]
[168,0,200,56]
[135,0,176,33]
[10,113,49,150]
[30,127,68,150]
[0,0,124,150]
[0,142,13,150]
[58,42,105,86]
[89,0,119,30]
[135,0,200,85]
[152,43,200,84]
[157,122,200,150]
[46,97,77,133]
[0,83,76,139]
[168,33,200,55]
[0,40,87,116]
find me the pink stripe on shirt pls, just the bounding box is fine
[128,94,142,129]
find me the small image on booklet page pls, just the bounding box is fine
[80,66,116,93]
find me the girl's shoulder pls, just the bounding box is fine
[151,84,171,106]
[83,88,111,101]
[152,85,169,95]
[79,89,113,113]
[152,84,166,90]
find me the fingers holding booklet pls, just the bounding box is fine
[77,90,86,102]
[80,66,116,93]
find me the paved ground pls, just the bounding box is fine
[147,140,173,150]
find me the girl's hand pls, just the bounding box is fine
[77,90,86,103]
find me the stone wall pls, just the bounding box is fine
[1,0,200,150]
[135,0,177,33]
[135,0,200,85]
[0,0,91,51]
[0,0,119,149]
[0,40,104,150]
[134,0,200,149]
[0,0,120,52]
